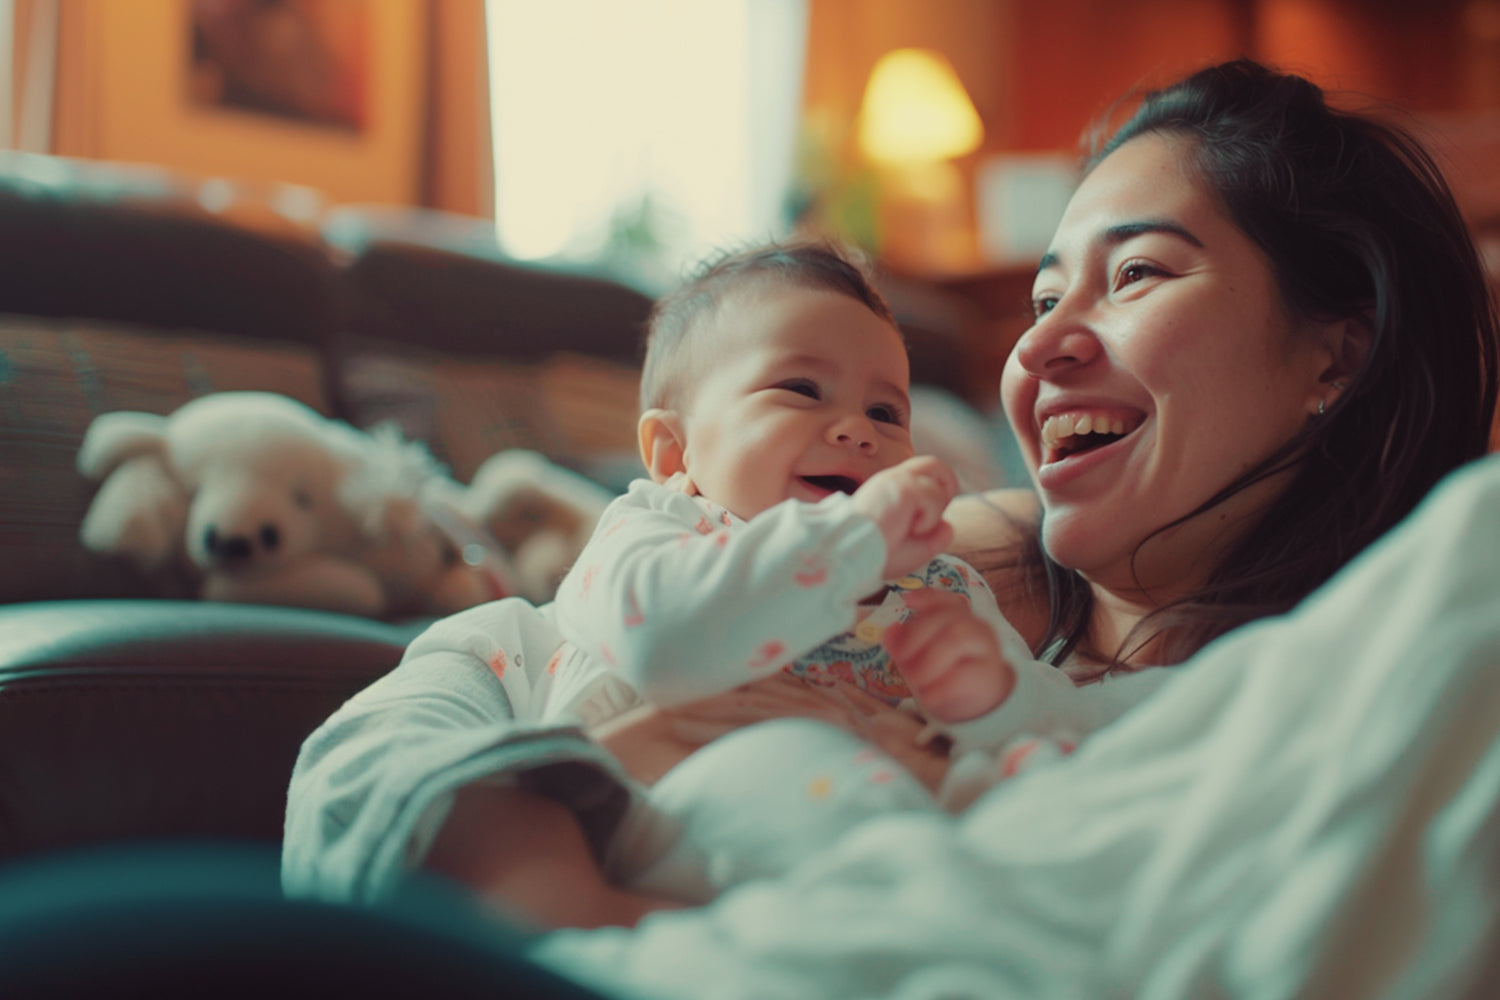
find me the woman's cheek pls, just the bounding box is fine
[998,360,1037,457]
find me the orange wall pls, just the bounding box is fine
[46,0,458,210]
[422,0,490,217]
[1002,0,1249,151]
[804,0,1249,158]
[805,0,1493,158]
[1254,0,1472,112]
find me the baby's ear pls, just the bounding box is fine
[638,409,687,484]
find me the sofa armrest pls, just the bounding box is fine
[0,600,415,861]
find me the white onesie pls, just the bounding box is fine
[546,480,1165,900]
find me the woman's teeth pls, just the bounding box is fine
[1044,410,1134,449]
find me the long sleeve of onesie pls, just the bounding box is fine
[553,479,887,709]
[942,571,1174,755]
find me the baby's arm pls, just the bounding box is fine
[880,578,1018,725]
[554,481,888,707]
[884,567,1171,751]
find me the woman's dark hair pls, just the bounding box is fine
[639,239,897,412]
[1023,59,1500,670]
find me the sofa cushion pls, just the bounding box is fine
[0,164,339,353]
[341,347,642,488]
[0,316,333,604]
[326,211,655,366]
[0,601,410,857]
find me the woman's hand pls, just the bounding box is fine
[882,588,1016,723]
[591,672,952,792]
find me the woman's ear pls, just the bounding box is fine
[638,409,688,484]
[1318,312,1374,388]
[1306,312,1373,415]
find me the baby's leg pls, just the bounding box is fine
[607,717,939,902]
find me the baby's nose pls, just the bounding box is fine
[829,416,876,452]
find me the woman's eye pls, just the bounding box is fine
[777,378,820,399]
[1115,260,1161,290]
[867,403,904,426]
[1032,294,1059,318]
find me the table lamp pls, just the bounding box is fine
[856,48,984,272]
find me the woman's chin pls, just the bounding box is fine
[1040,517,1127,579]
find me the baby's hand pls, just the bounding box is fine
[661,471,697,496]
[882,588,1015,723]
[853,456,959,579]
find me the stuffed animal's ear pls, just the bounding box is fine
[77,411,170,480]
[78,452,190,570]
[336,422,443,540]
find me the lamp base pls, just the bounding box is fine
[875,161,979,275]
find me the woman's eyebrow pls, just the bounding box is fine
[1104,219,1204,247]
[1036,219,1204,275]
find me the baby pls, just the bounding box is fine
[543,242,1077,910]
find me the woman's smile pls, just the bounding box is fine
[1035,419,1146,492]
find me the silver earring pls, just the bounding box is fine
[1317,398,1327,415]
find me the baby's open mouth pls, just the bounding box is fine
[799,474,860,495]
[1041,411,1143,463]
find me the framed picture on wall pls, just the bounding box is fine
[59,0,425,207]
[187,0,370,132]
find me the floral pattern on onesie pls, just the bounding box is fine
[781,554,982,707]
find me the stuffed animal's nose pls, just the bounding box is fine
[204,527,251,562]
[204,525,283,563]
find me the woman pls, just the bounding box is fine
[283,60,1500,995]
[983,58,1497,671]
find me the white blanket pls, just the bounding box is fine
[535,455,1500,999]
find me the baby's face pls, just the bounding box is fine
[676,283,914,520]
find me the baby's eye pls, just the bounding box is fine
[867,402,904,426]
[1032,294,1059,318]
[777,378,821,400]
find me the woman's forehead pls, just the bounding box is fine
[1053,134,1216,248]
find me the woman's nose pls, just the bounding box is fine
[828,414,876,452]
[1011,309,1103,377]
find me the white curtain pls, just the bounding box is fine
[485,0,808,293]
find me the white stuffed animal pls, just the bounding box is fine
[76,392,605,618]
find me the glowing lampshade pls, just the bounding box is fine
[857,49,984,167]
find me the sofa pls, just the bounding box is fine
[0,151,982,867]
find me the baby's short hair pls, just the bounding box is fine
[638,240,899,412]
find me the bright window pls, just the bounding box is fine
[486,0,806,290]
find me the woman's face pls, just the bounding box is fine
[1000,132,1333,597]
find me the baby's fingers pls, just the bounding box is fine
[903,455,960,501]
[880,594,967,666]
